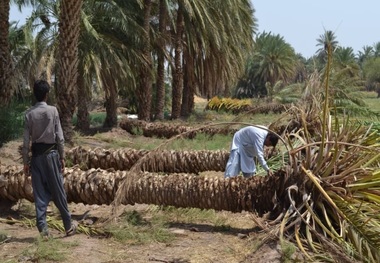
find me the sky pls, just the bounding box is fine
[252,0,380,58]
[10,1,380,58]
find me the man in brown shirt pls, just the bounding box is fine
[22,80,76,238]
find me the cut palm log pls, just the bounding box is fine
[0,164,290,215]
[119,119,235,138]
[66,146,229,173]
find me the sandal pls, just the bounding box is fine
[66,221,78,236]
[40,228,52,240]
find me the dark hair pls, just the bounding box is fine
[267,132,279,147]
[33,80,50,102]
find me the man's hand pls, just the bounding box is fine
[24,164,30,176]
[267,169,273,176]
[60,159,65,173]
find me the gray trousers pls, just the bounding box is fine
[224,149,254,178]
[31,150,72,232]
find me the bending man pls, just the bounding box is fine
[224,126,278,178]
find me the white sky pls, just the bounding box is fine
[252,0,380,58]
[10,2,380,58]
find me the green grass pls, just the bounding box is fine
[20,238,78,262]
[72,112,107,127]
[91,128,232,151]
[159,206,227,225]
[107,205,232,245]
[168,133,231,151]
[107,209,175,245]
[363,95,380,114]
[0,230,9,244]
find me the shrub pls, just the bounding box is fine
[0,101,27,147]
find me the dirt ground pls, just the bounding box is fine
[0,130,286,263]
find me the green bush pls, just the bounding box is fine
[72,112,106,127]
[0,102,28,147]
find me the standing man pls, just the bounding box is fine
[224,126,278,178]
[22,80,76,238]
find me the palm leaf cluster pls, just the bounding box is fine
[267,45,380,262]
[280,113,380,262]
[205,96,290,115]
[6,0,257,137]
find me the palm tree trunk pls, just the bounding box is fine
[171,2,184,119]
[119,118,236,138]
[66,147,229,173]
[76,68,90,132]
[154,0,168,121]
[0,1,13,105]
[57,0,83,142]
[102,70,118,128]
[137,0,153,121]
[0,165,291,215]
[181,41,195,117]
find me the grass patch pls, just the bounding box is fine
[0,230,9,244]
[168,133,231,151]
[107,206,233,245]
[107,210,175,245]
[16,200,36,217]
[280,239,297,263]
[21,237,78,262]
[159,206,228,226]
[72,112,107,127]
[90,130,232,151]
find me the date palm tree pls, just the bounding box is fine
[153,0,168,120]
[170,0,184,119]
[357,45,374,67]
[136,0,153,121]
[240,31,296,98]
[315,30,339,70]
[178,0,256,116]
[0,0,13,104]
[12,1,59,91]
[56,0,83,142]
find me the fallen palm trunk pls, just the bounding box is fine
[0,164,291,214]
[66,146,229,173]
[119,118,236,139]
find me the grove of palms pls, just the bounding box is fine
[1,1,380,262]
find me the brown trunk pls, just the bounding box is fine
[76,68,90,132]
[0,1,13,105]
[170,3,184,119]
[181,42,195,117]
[56,0,83,143]
[66,147,230,174]
[102,72,118,128]
[119,118,236,139]
[137,0,153,121]
[154,0,167,121]
[0,164,292,215]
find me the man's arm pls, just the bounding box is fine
[54,107,65,173]
[22,115,30,175]
[254,136,272,175]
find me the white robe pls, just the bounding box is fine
[230,126,269,174]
